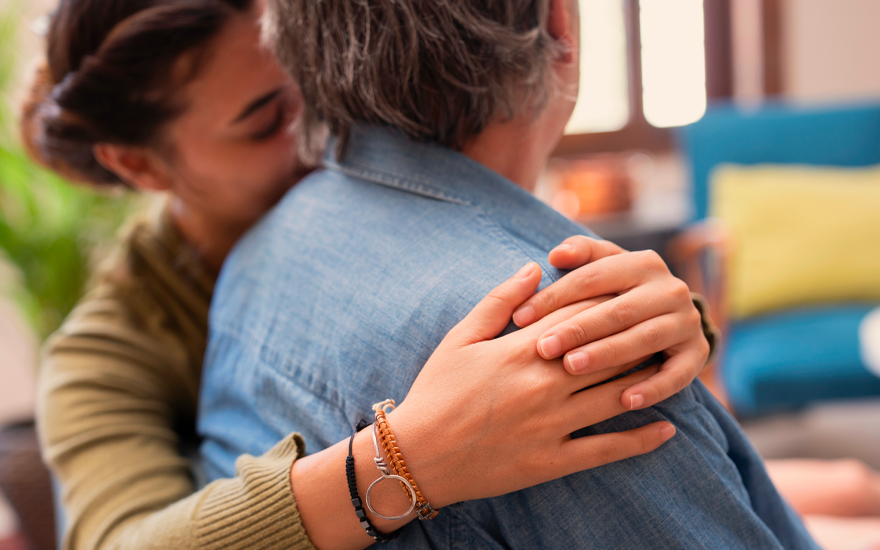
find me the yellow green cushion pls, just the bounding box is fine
[711,164,880,318]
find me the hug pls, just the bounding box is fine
[5,0,875,548]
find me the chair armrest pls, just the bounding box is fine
[669,219,734,407]
[669,218,732,332]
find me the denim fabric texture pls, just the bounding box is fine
[199,124,818,549]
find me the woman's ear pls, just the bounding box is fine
[93,143,172,191]
[547,0,577,64]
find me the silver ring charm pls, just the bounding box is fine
[365,473,418,521]
[366,422,418,520]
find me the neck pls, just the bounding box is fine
[461,118,554,193]
[169,197,253,274]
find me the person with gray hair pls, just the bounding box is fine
[198,0,819,548]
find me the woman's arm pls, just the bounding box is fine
[38,292,314,550]
[40,237,706,550]
[291,263,676,549]
[291,238,712,549]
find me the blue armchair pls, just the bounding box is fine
[674,102,880,417]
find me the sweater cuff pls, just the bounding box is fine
[195,434,315,550]
[691,292,720,365]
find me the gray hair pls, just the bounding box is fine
[264,0,565,160]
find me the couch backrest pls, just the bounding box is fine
[677,101,880,220]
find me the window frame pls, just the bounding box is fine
[554,0,733,157]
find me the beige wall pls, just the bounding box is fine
[0,0,46,425]
[782,0,880,104]
[10,0,880,106]
[2,0,56,110]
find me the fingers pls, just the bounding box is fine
[513,250,669,328]
[562,313,688,374]
[534,285,679,362]
[561,365,660,433]
[547,236,625,271]
[488,296,614,390]
[561,421,676,474]
[621,349,708,410]
[448,262,542,345]
[559,356,648,396]
[500,294,615,347]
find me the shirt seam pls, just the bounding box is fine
[208,325,351,423]
[472,211,562,285]
[324,162,563,285]
[325,159,472,206]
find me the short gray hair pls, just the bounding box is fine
[264,0,564,160]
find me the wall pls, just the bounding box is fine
[2,0,56,109]
[782,0,880,104]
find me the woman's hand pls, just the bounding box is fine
[291,263,676,550]
[511,236,710,411]
[389,262,676,508]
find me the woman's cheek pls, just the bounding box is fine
[264,133,300,174]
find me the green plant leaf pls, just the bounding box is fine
[0,2,134,339]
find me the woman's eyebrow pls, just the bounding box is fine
[232,88,282,124]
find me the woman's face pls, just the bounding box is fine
[162,8,310,226]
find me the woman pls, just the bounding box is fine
[23,1,712,549]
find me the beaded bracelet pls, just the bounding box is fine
[372,400,439,520]
[346,420,403,543]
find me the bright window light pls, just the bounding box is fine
[565,0,630,135]
[640,0,707,127]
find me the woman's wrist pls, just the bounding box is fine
[289,423,421,550]
[690,292,719,363]
[382,404,459,510]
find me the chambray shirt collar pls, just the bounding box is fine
[322,124,595,251]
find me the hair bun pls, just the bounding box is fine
[19,60,121,185]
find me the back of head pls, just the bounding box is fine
[265,0,561,158]
[21,0,251,186]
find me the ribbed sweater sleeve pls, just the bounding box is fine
[195,436,311,550]
[80,435,315,550]
[38,296,317,550]
[36,204,317,550]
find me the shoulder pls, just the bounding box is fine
[216,166,586,317]
[44,204,211,379]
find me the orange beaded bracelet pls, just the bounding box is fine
[372,400,439,520]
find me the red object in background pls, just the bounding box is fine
[0,533,29,550]
[0,425,56,550]
[549,154,641,220]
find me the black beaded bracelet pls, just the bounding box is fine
[347,419,402,543]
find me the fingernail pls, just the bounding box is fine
[629,394,645,410]
[515,262,536,279]
[661,424,677,441]
[566,351,587,372]
[552,244,574,255]
[539,335,562,358]
[513,305,535,326]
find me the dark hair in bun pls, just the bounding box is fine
[21,0,252,186]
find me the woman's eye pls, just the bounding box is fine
[250,105,286,142]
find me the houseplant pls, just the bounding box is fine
[0,4,133,340]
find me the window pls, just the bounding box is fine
[559,0,730,155]
[639,0,707,128]
[565,0,630,134]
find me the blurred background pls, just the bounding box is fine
[542,0,880,470]
[0,0,878,549]
[0,1,134,549]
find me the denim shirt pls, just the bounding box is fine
[199,125,817,549]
